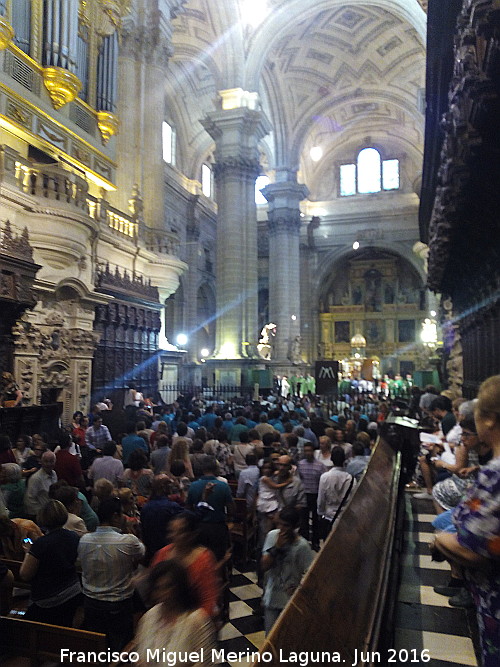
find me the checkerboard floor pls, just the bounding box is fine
[394,493,481,667]
[218,494,483,667]
[217,566,266,666]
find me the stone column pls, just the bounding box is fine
[202,99,270,359]
[114,3,177,224]
[262,175,309,362]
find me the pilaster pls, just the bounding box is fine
[262,176,309,363]
[114,1,179,224]
[202,102,271,360]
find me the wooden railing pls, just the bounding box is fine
[256,435,404,666]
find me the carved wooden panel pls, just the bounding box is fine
[91,299,161,403]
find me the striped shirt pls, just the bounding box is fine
[78,526,145,601]
[297,459,327,494]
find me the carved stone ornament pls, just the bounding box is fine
[96,0,132,36]
[213,157,261,180]
[40,361,71,389]
[18,360,34,403]
[44,311,66,327]
[13,317,99,361]
[77,362,91,412]
[128,183,144,222]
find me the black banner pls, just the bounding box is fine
[315,360,339,395]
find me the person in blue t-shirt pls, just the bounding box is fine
[187,459,233,560]
[121,423,149,467]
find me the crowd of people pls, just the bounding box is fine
[401,381,500,667]
[0,377,498,667]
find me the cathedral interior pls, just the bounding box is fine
[2,2,500,665]
[0,0,498,414]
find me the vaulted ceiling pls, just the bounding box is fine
[164,0,426,201]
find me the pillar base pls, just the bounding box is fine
[202,358,269,391]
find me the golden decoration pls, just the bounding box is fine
[97,0,131,36]
[42,67,82,110]
[0,17,14,50]
[6,103,30,127]
[96,110,119,144]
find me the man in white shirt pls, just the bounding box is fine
[88,442,124,484]
[317,447,355,539]
[24,451,57,518]
[78,497,145,651]
[236,453,260,506]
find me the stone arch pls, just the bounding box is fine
[313,243,426,298]
[39,359,72,422]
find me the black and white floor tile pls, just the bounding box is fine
[394,495,480,667]
[217,566,266,666]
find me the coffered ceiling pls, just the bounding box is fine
[164,0,426,200]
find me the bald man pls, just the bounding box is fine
[24,450,58,518]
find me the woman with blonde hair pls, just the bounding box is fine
[314,436,334,468]
[117,487,141,536]
[165,438,194,479]
[90,477,115,511]
[433,375,500,667]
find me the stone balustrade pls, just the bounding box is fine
[0,145,180,251]
[0,144,138,242]
[142,226,180,256]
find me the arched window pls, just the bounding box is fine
[340,148,399,196]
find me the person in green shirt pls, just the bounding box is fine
[304,373,316,395]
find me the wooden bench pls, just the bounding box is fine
[228,497,256,565]
[0,615,107,666]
